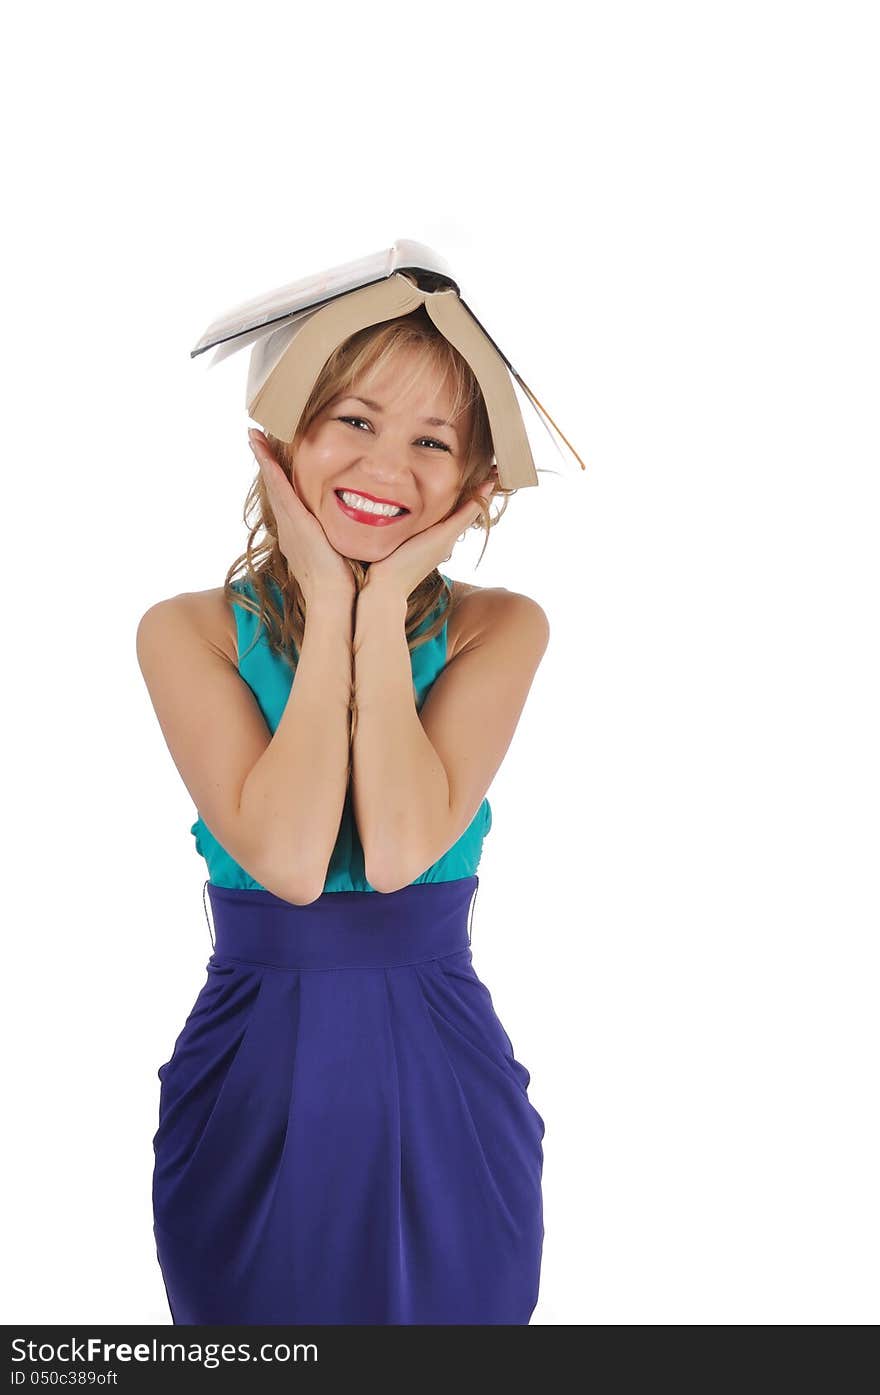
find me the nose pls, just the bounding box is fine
[359,460,411,492]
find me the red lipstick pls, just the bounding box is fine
[334,490,410,527]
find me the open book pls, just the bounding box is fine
[191,240,586,491]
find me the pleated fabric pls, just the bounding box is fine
[152,876,545,1325]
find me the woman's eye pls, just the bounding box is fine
[337,416,450,452]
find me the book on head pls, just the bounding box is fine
[191,239,586,491]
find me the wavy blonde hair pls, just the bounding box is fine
[224,306,514,670]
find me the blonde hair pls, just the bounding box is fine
[224,305,514,670]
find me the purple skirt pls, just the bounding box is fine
[152,875,545,1324]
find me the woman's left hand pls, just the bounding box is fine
[363,477,497,600]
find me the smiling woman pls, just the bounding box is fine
[139,298,550,1326]
[223,307,508,659]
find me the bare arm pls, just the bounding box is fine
[351,583,449,892]
[351,577,550,893]
[237,591,355,902]
[136,588,355,906]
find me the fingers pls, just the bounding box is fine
[248,429,273,477]
[249,430,298,503]
[463,485,492,526]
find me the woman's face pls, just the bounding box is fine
[291,350,473,562]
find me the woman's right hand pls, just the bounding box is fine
[249,429,356,606]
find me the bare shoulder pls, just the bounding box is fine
[140,586,239,666]
[446,579,549,663]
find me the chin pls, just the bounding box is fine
[328,517,409,562]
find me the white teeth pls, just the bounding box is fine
[339,490,405,517]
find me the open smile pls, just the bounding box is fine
[334,490,411,527]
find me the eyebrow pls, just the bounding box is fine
[336,394,459,437]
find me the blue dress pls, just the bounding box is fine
[152,573,545,1324]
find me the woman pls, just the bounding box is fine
[137,307,550,1324]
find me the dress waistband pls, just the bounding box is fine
[203,876,480,971]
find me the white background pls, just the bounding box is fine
[3,0,877,1326]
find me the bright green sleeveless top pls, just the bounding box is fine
[191,572,492,893]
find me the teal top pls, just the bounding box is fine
[191,572,492,893]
